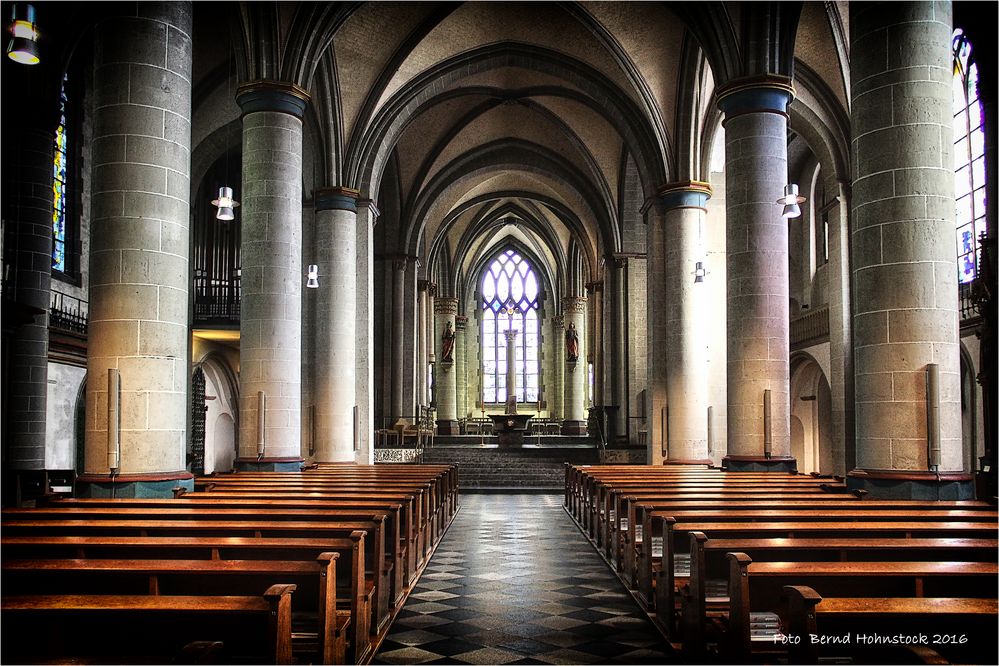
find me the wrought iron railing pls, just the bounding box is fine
[959,281,980,321]
[50,290,88,334]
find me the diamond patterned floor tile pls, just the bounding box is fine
[373,494,675,665]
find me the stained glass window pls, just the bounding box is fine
[952,29,986,284]
[480,249,541,403]
[52,73,68,273]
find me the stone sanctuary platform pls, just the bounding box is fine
[421,436,599,491]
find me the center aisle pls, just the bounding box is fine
[374,494,675,664]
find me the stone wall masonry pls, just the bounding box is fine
[237,103,304,463]
[645,204,668,464]
[355,200,377,464]
[86,3,192,476]
[314,196,357,463]
[723,104,792,461]
[850,1,963,473]
[665,205,710,462]
[626,256,647,446]
[6,128,53,470]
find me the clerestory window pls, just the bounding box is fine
[952,28,987,284]
[52,72,69,275]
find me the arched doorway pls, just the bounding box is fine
[195,355,239,474]
[790,354,832,474]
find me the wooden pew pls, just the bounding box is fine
[3,554,354,664]
[724,554,999,663]
[1,584,297,665]
[39,495,415,598]
[201,465,458,534]
[181,489,425,582]
[1,516,394,636]
[633,506,997,610]
[780,585,999,665]
[653,519,999,639]
[680,532,999,652]
[197,481,440,556]
[13,501,407,610]
[2,533,370,664]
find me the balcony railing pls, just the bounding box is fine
[790,305,829,348]
[50,290,88,335]
[959,281,980,322]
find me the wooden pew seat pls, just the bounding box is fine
[1,585,297,665]
[781,585,998,665]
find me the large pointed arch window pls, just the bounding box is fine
[481,249,541,404]
[952,29,986,284]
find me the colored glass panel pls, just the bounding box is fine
[952,30,987,284]
[52,74,69,272]
[480,248,542,403]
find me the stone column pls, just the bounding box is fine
[80,3,194,496]
[314,187,358,463]
[355,199,378,464]
[661,182,713,465]
[827,183,854,476]
[562,296,588,435]
[644,199,668,464]
[609,258,629,442]
[390,257,409,420]
[4,124,52,478]
[551,315,565,419]
[504,329,519,412]
[234,80,309,471]
[848,2,969,498]
[434,297,459,434]
[417,280,429,407]
[402,264,419,418]
[455,315,468,419]
[717,75,796,472]
[585,281,605,406]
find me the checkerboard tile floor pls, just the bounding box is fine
[373,494,674,664]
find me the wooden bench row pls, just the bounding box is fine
[2,464,458,665]
[564,464,998,665]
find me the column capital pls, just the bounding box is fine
[434,297,458,316]
[380,254,417,272]
[454,315,468,331]
[552,314,565,329]
[584,281,603,294]
[417,279,431,293]
[657,180,712,211]
[236,80,311,118]
[561,296,587,314]
[357,198,380,218]
[609,253,644,269]
[716,74,794,121]
[503,329,519,343]
[315,186,360,212]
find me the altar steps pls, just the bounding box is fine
[420,441,599,491]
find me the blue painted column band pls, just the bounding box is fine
[717,75,794,121]
[315,186,361,212]
[658,181,712,210]
[236,80,311,118]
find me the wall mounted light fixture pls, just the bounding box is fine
[693,261,707,283]
[778,184,806,219]
[306,264,319,289]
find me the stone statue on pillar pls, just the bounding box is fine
[565,322,579,362]
[441,320,455,363]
